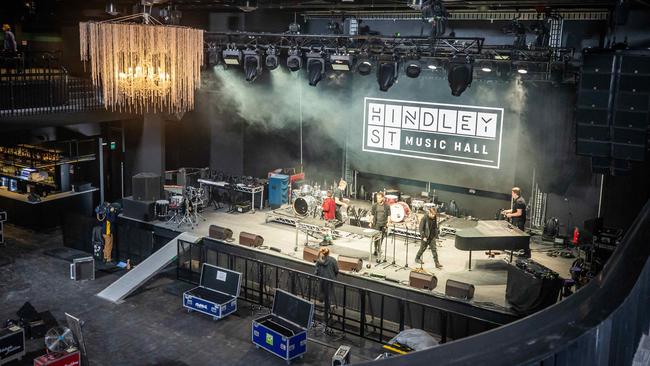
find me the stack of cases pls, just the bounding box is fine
[183,264,241,320]
[252,289,314,364]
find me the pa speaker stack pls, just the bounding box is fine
[123,173,161,221]
[576,50,650,175]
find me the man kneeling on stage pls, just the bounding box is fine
[315,247,339,326]
[416,207,443,269]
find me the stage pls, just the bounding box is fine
[122,200,576,312]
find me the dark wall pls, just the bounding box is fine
[165,111,211,170]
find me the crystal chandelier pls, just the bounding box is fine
[79,12,203,114]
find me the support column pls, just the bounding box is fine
[133,113,166,177]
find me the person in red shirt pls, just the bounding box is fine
[320,191,337,246]
[322,191,336,221]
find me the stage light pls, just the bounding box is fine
[306,51,326,86]
[516,63,528,74]
[206,43,219,67]
[377,61,399,92]
[330,54,353,71]
[265,47,278,70]
[447,55,473,96]
[222,45,242,66]
[357,60,372,75]
[426,59,441,70]
[405,61,421,78]
[479,61,494,73]
[243,49,262,82]
[286,48,302,72]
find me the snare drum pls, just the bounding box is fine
[385,195,399,205]
[390,202,411,223]
[155,200,169,220]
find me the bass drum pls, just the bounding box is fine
[293,196,317,216]
[390,202,411,223]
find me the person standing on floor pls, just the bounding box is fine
[315,247,339,326]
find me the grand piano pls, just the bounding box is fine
[454,220,530,270]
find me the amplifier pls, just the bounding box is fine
[445,279,475,300]
[209,225,233,241]
[409,271,437,290]
[303,247,319,263]
[33,349,80,366]
[239,232,264,247]
[338,256,362,272]
[0,325,25,365]
[348,218,371,228]
[21,318,46,339]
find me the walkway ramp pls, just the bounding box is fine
[97,232,199,304]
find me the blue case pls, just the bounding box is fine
[252,289,314,364]
[183,264,241,320]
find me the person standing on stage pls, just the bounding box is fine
[3,24,17,54]
[370,192,391,261]
[320,191,336,246]
[333,179,350,222]
[315,247,338,326]
[415,207,443,269]
[501,187,530,258]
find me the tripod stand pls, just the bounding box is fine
[381,224,400,270]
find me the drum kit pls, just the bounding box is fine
[292,184,326,218]
[162,186,207,228]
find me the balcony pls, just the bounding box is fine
[0,52,103,117]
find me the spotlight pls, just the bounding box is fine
[516,63,528,74]
[405,61,421,78]
[356,52,372,75]
[479,61,494,73]
[377,60,399,92]
[330,53,353,71]
[222,45,242,66]
[306,51,326,86]
[105,1,119,16]
[286,48,302,72]
[447,55,473,96]
[426,59,441,70]
[243,49,262,82]
[265,47,278,70]
[206,43,219,67]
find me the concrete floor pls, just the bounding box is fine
[153,203,575,309]
[0,224,383,366]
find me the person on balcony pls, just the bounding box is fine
[3,24,17,54]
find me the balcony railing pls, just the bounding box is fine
[0,53,103,117]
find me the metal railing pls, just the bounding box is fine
[0,53,102,117]
[176,238,501,345]
[360,199,650,365]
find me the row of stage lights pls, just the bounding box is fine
[210,45,533,96]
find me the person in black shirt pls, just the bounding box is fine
[315,247,338,326]
[501,187,529,258]
[333,179,350,222]
[415,207,443,269]
[370,192,391,262]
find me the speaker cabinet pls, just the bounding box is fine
[577,124,610,140]
[132,173,161,201]
[612,143,646,161]
[239,232,264,247]
[209,225,233,241]
[615,92,649,112]
[612,127,647,145]
[122,197,156,221]
[303,247,319,263]
[445,279,475,300]
[613,110,648,129]
[576,90,610,110]
[575,108,610,126]
[338,256,362,272]
[576,140,611,157]
[409,271,437,290]
[582,53,615,73]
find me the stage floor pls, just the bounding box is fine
[150,203,576,310]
